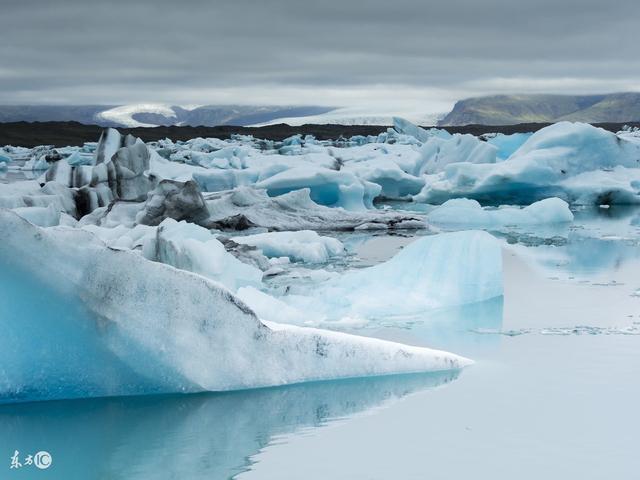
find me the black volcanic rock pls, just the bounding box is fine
[3,120,640,149]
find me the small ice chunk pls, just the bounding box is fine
[427,197,574,227]
[231,230,345,263]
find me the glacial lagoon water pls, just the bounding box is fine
[1,205,639,479]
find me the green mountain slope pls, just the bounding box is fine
[439,93,640,126]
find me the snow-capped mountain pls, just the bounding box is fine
[0,104,335,128]
[252,107,445,127]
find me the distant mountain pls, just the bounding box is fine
[439,93,640,126]
[253,107,445,127]
[0,104,334,128]
[0,105,116,125]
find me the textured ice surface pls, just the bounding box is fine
[11,203,62,227]
[343,157,425,199]
[204,187,425,231]
[427,197,574,228]
[255,167,381,211]
[483,132,533,161]
[416,122,640,205]
[241,230,503,324]
[0,210,469,402]
[392,117,451,143]
[417,132,498,175]
[146,218,263,291]
[315,230,503,317]
[232,230,345,263]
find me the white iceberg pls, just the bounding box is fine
[11,204,64,227]
[416,122,640,205]
[146,218,263,291]
[392,117,452,143]
[343,158,425,199]
[417,133,498,175]
[427,197,574,227]
[231,230,345,264]
[254,167,381,211]
[246,230,503,324]
[0,210,470,402]
[204,187,425,231]
[483,132,533,161]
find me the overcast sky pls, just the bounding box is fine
[2,0,639,113]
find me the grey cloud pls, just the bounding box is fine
[1,0,639,108]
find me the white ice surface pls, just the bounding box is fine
[416,122,640,205]
[0,209,470,402]
[232,230,345,264]
[146,218,263,292]
[242,230,503,324]
[427,198,574,227]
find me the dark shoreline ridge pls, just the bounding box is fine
[2,120,640,148]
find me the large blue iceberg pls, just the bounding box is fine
[0,210,470,403]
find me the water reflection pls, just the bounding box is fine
[355,296,504,355]
[0,371,459,479]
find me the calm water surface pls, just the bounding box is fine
[1,205,639,479]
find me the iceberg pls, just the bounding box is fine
[246,230,503,324]
[204,187,425,231]
[0,210,469,402]
[314,230,503,317]
[417,133,498,176]
[344,158,425,199]
[136,179,210,226]
[416,122,640,205]
[392,117,452,143]
[255,167,381,211]
[41,132,155,216]
[483,132,534,161]
[146,218,263,291]
[231,230,345,264]
[11,204,62,227]
[427,197,574,227]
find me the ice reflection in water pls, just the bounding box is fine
[0,371,459,479]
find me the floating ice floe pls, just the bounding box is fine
[427,197,574,228]
[0,209,470,402]
[146,218,263,291]
[415,122,640,205]
[231,230,345,264]
[203,187,425,231]
[240,230,503,324]
[255,166,381,211]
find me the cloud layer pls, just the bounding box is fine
[2,0,639,112]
